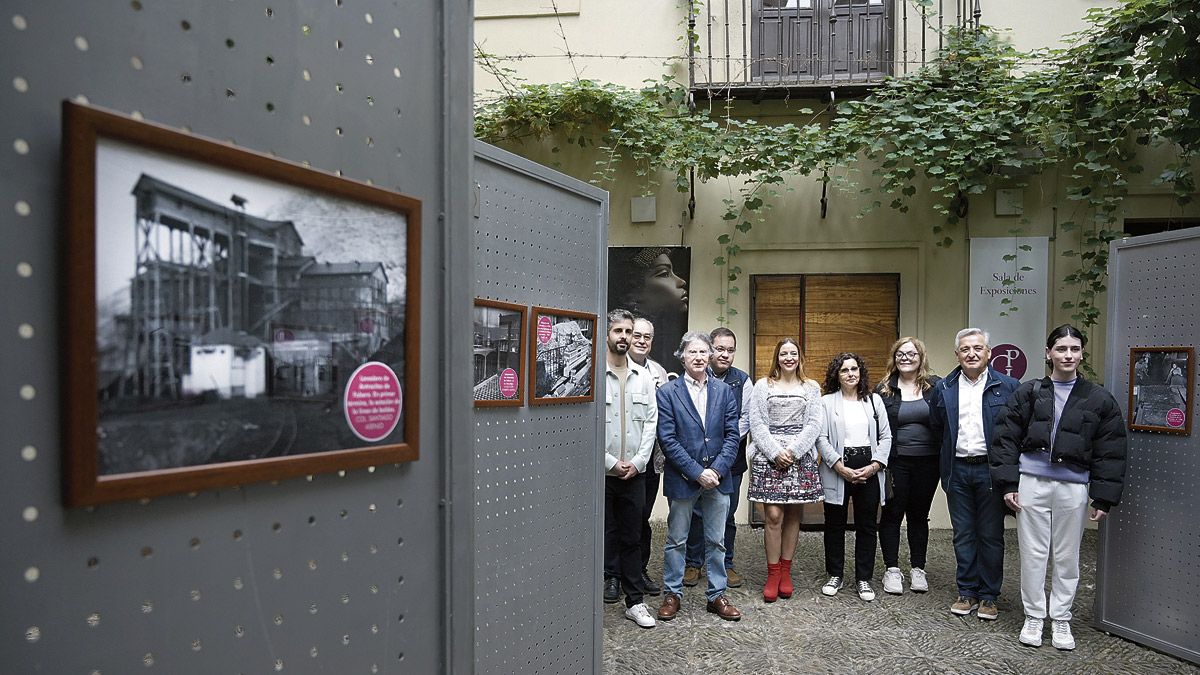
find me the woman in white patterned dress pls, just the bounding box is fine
[746,338,825,603]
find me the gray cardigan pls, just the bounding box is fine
[816,392,893,505]
[746,378,824,464]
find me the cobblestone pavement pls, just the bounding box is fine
[603,526,1196,674]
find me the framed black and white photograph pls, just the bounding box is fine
[529,307,597,405]
[474,299,527,407]
[62,101,421,506]
[1129,346,1193,435]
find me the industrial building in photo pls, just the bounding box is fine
[101,174,395,403]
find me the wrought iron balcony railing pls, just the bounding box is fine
[689,0,981,98]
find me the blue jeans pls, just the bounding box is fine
[685,473,741,570]
[664,488,730,601]
[946,459,1006,601]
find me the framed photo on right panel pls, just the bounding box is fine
[473,299,527,407]
[529,307,597,405]
[1128,346,1193,435]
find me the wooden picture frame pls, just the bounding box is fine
[1128,346,1193,435]
[473,299,527,407]
[61,101,421,506]
[528,307,597,405]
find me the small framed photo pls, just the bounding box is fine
[529,307,597,405]
[61,101,421,506]
[473,299,527,407]
[1128,347,1193,435]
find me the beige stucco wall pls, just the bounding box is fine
[476,1,1198,530]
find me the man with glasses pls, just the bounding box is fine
[655,332,743,621]
[628,317,670,598]
[930,328,1020,620]
[682,327,753,589]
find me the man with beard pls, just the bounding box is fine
[602,309,659,627]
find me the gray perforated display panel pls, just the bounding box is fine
[1098,228,1200,665]
[0,2,474,673]
[473,142,608,675]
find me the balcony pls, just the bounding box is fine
[689,0,981,99]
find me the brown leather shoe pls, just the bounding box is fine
[657,594,681,621]
[683,566,701,587]
[705,595,742,621]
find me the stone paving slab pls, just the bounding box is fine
[603,527,1197,674]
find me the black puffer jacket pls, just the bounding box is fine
[991,376,1128,511]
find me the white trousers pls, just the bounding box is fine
[1016,474,1089,621]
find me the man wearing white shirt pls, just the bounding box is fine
[930,328,1020,621]
[602,309,659,628]
[683,327,752,589]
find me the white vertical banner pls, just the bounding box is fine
[967,236,1050,381]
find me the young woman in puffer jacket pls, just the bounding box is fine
[990,324,1128,652]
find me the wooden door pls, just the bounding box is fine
[750,273,899,527]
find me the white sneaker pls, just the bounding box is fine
[1019,617,1044,647]
[882,567,904,594]
[857,581,876,602]
[822,576,843,596]
[910,567,928,593]
[624,602,656,628]
[1051,620,1075,650]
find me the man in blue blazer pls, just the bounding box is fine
[655,331,742,622]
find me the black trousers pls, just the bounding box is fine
[604,472,646,607]
[878,454,940,569]
[823,479,881,583]
[639,466,660,572]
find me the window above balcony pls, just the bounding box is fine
[690,0,978,99]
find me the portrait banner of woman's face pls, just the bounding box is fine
[607,246,691,375]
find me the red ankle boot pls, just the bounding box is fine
[763,562,781,603]
[778,559,794,599]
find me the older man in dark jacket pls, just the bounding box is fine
[655,331,742,622]
[929,328,1020,621]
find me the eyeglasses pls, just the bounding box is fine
[894,351,919,361]
[631,332,653,341]
[957,345,987,355]
[714,346,735,354]
[683,349,712,357]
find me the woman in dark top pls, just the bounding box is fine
[874,337,941,595]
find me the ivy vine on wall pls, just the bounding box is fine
[475,0,1199,343]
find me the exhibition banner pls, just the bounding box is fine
[967,236,1050,381]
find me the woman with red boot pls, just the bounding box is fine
[746,338,825,602]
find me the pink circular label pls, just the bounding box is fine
[499,368,519,399]
[989,343,1028,379]
[537,316,553,344]
[343,361,402,443]
[1166,408,1186,428]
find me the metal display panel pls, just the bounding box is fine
[473,141,608,675]
[0,2,474,673]
[1098,227,1200,665]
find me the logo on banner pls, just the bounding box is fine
[990,344,1028,379]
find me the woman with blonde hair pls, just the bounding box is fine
[746,338,825,602]
[875,337,942,595]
